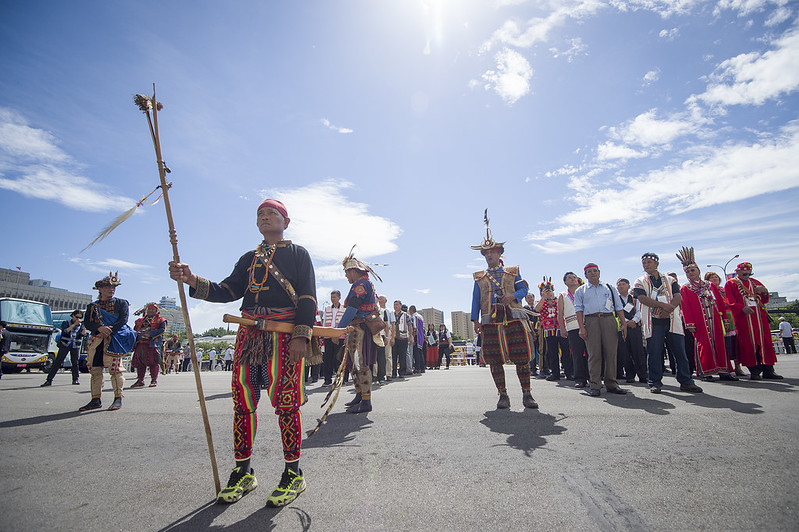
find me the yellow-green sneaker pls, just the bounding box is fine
[217,466,257,504]
[265,468,306,507]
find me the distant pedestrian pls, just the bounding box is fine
[779,317,796,354]
[131,303,166,388]
[42,309,86,387]
[437,324,454,369]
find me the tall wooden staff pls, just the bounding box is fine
[134,84,221,494]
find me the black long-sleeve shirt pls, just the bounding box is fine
[190,240,317,336]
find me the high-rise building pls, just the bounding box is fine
[158,296,177,309]
[156,296,185,335]
[420,307,444,331]
[451,310,475,340]
[0,267,92,311]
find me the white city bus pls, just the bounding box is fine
[0,298,56,373]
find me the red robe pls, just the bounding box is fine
[680,281,730,375]
[724,277,776,366]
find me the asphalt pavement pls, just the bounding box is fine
[1,356,797,531]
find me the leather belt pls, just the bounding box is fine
[585,312,615,318]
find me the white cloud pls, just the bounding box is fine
[320,118,354,134]
[260,179,402,263]
[415,288,431,294]
[528,121,799,242]
[481,48,533,104]
[185,300,242,337]
[658,27,679,40]
[642,69,660,85]
[0,107,135,212]
[693,26,799,107]
[597,141,648,160]
[481,1,606,52]
[607,109,700,147]
[452,273,474,279]
[765,6,792,27]
[549,37,588,62]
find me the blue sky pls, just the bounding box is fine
[1,0,797,334]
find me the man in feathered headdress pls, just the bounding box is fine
[169,198,316,507]
[675,247,736,382]
[335,248,383,413]
[470,211,538,409]
[79,272,136,412]
[724,261,782,380]
[131,302,167,388]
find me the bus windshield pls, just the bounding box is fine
[0,300,52,326]
[8,332,49,354]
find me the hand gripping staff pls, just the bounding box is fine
[134,85,221,494]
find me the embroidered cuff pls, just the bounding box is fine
[293,324,312,340]
[193,276,210,300]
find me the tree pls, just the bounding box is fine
[200,327,227,337]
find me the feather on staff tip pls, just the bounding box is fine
[81,206,137,252]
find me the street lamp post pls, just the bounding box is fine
[707,254,740,279]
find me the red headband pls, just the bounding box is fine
[584,263,599,272]
[257,199,288,219]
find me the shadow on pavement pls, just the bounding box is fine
[303,411,373,449]
[205,392,233,401]
[479,410,567,457]
[595,391,676,415]
[662,390,764,414]
[0,409,89,428]
[158,500,312,531]
[729,378,797,393]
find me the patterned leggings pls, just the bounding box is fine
[231,331,305,462]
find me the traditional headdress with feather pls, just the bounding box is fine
[342,245,384,282]
[94,271,121,289]
[471,209,505,253]
[675,246,698,272]
[539,276,554,292]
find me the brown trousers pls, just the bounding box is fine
[584,314,619,391]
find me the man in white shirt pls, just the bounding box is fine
[779,317,796,354]
[616,278,646,383]
[321,290,346,386]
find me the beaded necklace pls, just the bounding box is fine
[249,241,276,293]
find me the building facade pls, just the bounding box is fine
[0,268,92,311]
[450,310,475,341]
[157,296,185,335]
[420,307,444,331]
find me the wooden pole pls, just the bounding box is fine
[145,84,221,494]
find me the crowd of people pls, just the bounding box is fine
[504,250,786,401]
[25,199,791,511]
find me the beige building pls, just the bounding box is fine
[420,307,444,331]
[451,310,475,341]
[0,267,92,311]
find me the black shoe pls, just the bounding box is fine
[762,372,784,380]
[750,373,762,381]
[606,387,628,395]
[574,381,587,388]
[719,373,739,381]
[703,376,715,382]
[72,380,80,385]
[40,380,52,387]
[522,392,538,409]
[680,383,703,393]
[107,397,122,410]
[496,393,510,409]
[625,378,636,383]
[545,375,560,381]
[79,398,102,411]
[344,393,362,407]
[346,399,372,413]
[587,388,601,397]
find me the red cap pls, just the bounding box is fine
[257,199,288,219]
